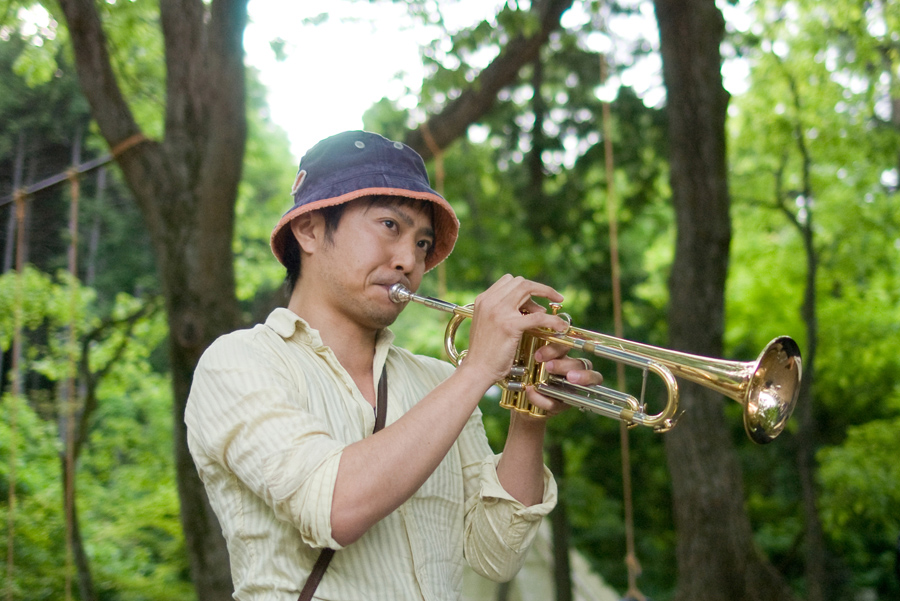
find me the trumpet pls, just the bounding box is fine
[389,284,802,444]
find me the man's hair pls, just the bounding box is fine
[283,196,434,292]
[283,202,345,291]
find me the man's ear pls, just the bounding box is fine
[290,212,324,254]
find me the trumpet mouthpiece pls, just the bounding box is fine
[389,283,412,304]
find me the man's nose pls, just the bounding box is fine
[392,241,417,272]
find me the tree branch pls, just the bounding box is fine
[76,296,162,459]
[404,0,574,158]
[55,0,163,232]
[55,0,142,147]
[773,151,803,232]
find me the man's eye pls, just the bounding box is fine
[418,239,434,251]
[382,219,396,229]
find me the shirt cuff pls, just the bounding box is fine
[263,446,346,550]
[467,453,557,554]
[479,453,558,518]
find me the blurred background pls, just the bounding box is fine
[1,1,898,600]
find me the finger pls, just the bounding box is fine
[541,357,604,386]
[488,275,564,307]
[566,367,603,386]
[541,356,590,375]
[533,343,572,363]
[524,388,570,415]
[519,311,569,334]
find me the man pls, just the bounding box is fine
[185,130,601,600]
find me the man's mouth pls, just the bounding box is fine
[377,278,411,293]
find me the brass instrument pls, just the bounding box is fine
[389,284,802,444]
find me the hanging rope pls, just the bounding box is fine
[63,165,81,601]
[6,190,27,601]
[418,121,448,298]
[600,52,646,601]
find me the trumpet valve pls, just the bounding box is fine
[498,388,547,417]
[508,366,527,378]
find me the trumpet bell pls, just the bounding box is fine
[744,336,802,444]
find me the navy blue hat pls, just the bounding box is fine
[270,130,459,271]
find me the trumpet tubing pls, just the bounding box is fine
[389,284,802,444]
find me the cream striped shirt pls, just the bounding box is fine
[185,308,557,601]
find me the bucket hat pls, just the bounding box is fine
[270,130,459,271]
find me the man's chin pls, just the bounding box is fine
[368,306,402,330]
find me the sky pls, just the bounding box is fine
[242,1,749,161]
[244,1,503,160]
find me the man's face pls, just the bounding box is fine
[309,198,435,330]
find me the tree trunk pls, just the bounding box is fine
[56,0,247,598]
[796,256,823,601]
[652,1,795,600]
[548,442,573,601]
[530,53,573,601]
[778,73,825,600]
[60,456,97,601]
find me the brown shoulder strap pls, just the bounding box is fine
[373,366,388,433]
[297,548,334,601]
[298,365,388,601]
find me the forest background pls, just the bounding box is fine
[0,1,899,601]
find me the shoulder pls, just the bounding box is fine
[197,323,279,370]
[187,318,310,424]
[197,308,305,372]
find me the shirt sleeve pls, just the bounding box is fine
[457,407,558,582]
[185,332,347,550]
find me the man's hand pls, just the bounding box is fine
[462,274,569,388]
[525,346,605,416]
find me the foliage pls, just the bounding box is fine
[0,392,65,600]
[0,266,191,599]
[817,418,900,594]
[233,68,297,308]
[0,28,88,164]
[389,1,900,598]
[0,27,158,304]
[727,0,900,597]
[7,0,166,139]
[1,3,301,597]
[77,339,192,601]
